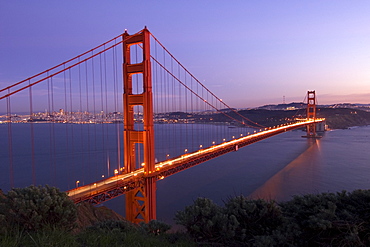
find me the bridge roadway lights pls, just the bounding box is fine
[67,120,325,210]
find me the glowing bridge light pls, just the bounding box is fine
[76,180,80,188]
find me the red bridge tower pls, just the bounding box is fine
[305,90,318,138]
[123,28,156,223]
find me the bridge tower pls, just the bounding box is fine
[123,28,156,223]
[305,90,317,137]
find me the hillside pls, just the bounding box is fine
[193,107,370,129]
[317,108,370,129]
[75,202,126,231]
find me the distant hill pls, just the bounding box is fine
[317,108,370,129]
[256,102,305,111]
[191,106,370,129]
[256,102,370,112]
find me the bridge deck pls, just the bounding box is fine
[67,119,325,204]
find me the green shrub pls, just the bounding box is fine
[225,196,283,242]
[175,191,370,246]
[280,191,369,246]
[0,185,77,232]
[174,197,228,242]
[139,219,171,235]
[86,219,136,233]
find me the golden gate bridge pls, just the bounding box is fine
[0,27,324,223]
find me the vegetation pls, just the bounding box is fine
[0,185,194,246]
[175,190,370,246]
[2,185,370,246]
[0,219,194,247]
[0,185,77,232]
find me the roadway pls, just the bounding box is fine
[67,118,325,204]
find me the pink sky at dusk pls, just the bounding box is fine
[1,1,370,108]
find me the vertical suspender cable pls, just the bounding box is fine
[63,67,70,189]
[91,51,98,179]
[104,45,110,177]
[85,59,91,184]
[78,60,85,185]
[7,89,14,188]
[29,80,36,185]
[68,69,75,189]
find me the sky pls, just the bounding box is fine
[1,1,370,108]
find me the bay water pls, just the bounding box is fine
[1,123,369,225]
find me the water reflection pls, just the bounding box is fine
[250,138,323,201]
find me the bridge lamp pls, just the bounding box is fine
[76,180,80,188]
[212,141,215,145]
[240,134,243,137]
[114,169,119,175]
[166,154,170,159]
[184,149,188,153]
[232,136,235,139]
[223,138,226,142]
[102,174,105,178]
[141,162,145,167]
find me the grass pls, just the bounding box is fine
[0,225,196,247]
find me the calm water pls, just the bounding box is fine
[154,125,370,224]
[1,123,370,225]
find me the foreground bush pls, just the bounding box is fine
[174,197,229,242]
[0,185,77,232]
[175,190,370,246]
